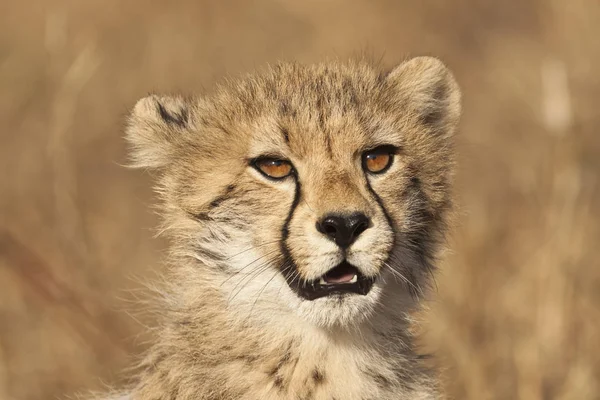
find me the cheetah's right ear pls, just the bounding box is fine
[125,94,194,169]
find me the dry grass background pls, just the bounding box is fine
[0,0,599,399]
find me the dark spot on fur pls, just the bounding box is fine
[190,211,210,221]
[280,351,291,364]
[373,373,392,388]
[210,215,246,229]
[362,365,404,392]
[342,77,358,111]
[312,368,325,385]
[156,102,188,127]
[325,135,332,155]
[377,70,388,84]
[169,385,179,400]
[157,368,169,383]
[209,184,236,208]
[318,112,326,131]
[314,96,326,131]
[279,100,290,115]
[216,122,233,136]
[281,126,290,143]
[235,353,259,365]
[268,342,295,378]
[273,375,284,390]
[298,389,313,400]
[268,365,279,377]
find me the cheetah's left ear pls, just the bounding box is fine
[125,94,195,169]
[387,56,461,136]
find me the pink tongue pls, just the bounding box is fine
[324,269,356,284]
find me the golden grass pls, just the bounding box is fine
[0,0,598,399]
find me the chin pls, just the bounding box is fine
[292,282,384,329]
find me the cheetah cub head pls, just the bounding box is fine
[127,57,461,329]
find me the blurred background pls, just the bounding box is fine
[1,0,598,399]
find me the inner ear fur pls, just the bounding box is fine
[125,94,194,169]
[386,56,461,136]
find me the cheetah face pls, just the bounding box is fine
[246,143,397,303]
[126,57,460,328]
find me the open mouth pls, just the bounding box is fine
[297,261,375,301]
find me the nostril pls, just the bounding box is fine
[353,220,369,238]
[317,218,339,240]
[323,224,337,236]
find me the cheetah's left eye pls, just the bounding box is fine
[362,145,398,174]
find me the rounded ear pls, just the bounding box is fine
[125,94,193,169]
[386,56,461,137]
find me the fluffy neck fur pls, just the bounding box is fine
[118,252,439,400]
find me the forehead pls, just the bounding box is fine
[221,62,402,160]
[246,114,401,166]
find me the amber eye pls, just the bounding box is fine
[362,146,397,174]
[253,158,294,180]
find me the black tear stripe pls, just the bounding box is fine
[156,102,189,127]
[280,173,302,289]
[365,176,437,297]
[364,178,396,263]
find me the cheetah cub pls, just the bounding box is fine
[108,57,461,400]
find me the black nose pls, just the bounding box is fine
[317,213,371,248]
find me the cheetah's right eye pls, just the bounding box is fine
[253,158,293,180]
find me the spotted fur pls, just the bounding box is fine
[99,56,461,400]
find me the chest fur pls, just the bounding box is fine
[215,339,428,400]
[131,337,435,400]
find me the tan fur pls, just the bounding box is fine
[101,57,461,400]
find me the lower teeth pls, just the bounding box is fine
[318,275,358,285]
